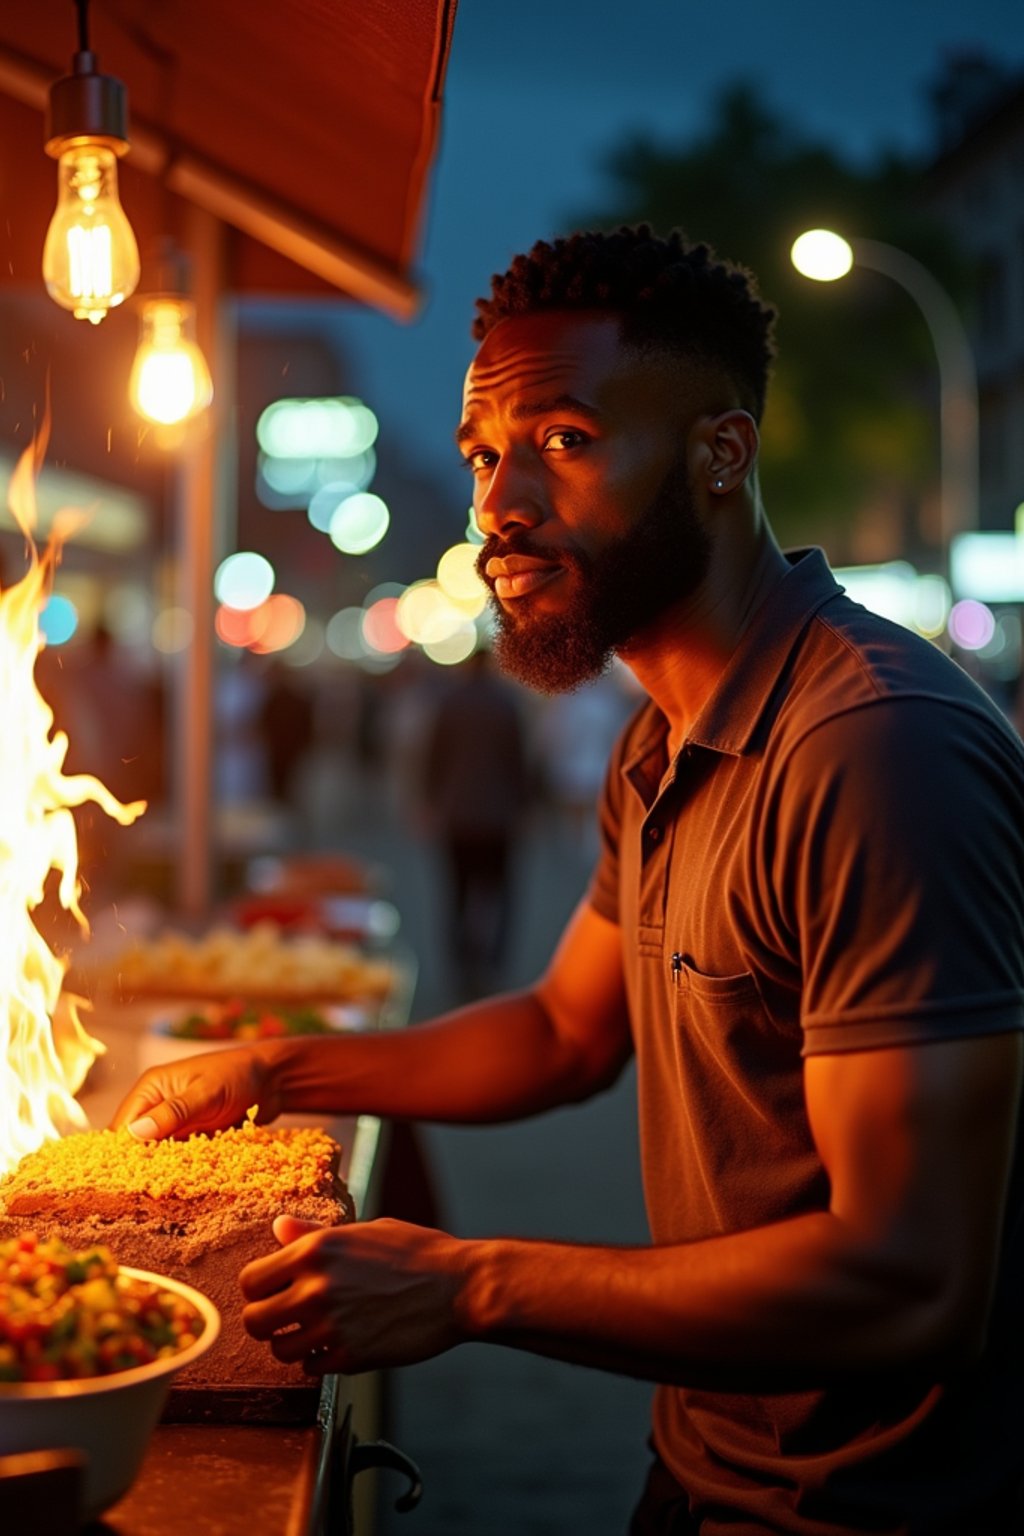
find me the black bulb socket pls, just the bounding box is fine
[45,50,130,158]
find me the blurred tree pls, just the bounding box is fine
[572,83,969,558]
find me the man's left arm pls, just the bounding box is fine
[240,1030,1021,1381]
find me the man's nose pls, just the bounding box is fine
[474,453,545,538]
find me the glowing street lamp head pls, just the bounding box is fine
[790,229,854,283]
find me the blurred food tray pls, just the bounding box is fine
[71,921,413,1017]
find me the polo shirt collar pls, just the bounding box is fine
[623,547,844,772]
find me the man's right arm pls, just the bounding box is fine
[110,900,632,1139]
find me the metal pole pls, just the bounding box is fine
[851,237,979,552]
[173,204,228,919]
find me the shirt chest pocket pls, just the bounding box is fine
[670,955,784,1074]
[671,956,760,1005]
[665,956,822,1234]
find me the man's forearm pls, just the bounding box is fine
[257,988,625,1124]
[455,1212,976,1385]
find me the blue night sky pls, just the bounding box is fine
[289,0,1024,548]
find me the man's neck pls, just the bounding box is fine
[620,524,789,758]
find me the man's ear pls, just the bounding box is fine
[693,410,760,494]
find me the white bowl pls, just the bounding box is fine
[137,1002,368,1074]
[0,1267,220,1521]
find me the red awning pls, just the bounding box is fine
[0,0,458,318]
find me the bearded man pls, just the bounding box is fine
[116,228,1024,1535]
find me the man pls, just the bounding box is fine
[114,228,1024,1534]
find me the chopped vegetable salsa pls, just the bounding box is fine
[0,1232,203,1383]
[169,999,338,1041]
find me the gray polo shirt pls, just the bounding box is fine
[589,548,1024,1533]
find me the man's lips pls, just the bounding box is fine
[484,554,564,601]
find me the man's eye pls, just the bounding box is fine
[461,449,497,474]
[542,429,587,453]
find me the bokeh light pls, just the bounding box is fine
[980,611,1022,680]
[328,493,390,555]
[790,229,854,282]
[362,597,409,655]
[948,598,996,651]
[214,551,275,611]
[396,581,463,645]
[835,561,917,627]
[325,607,367,661]
[465,505,485,545]
[249,594,306,654]
[911,574,951,638]
[39,594,78,646]
[308,483,355,534]
[423,622,478,666]
[50,572,102,633]
[215,605,257,648]
[256,397,379,459]
[305,454,380,531]
[950,531,1024,604]
[258,454,318,509]
[282,616,326,668]
[151,606,195,654]
[437,542,488,606]
[315,449,376,490]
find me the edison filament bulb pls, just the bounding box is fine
[43,146,140,325]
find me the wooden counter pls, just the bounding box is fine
[97,1374,358,1536]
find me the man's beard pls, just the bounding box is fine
[476,459,711,693]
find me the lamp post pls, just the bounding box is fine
[790,229,979,559]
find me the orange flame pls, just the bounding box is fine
[0,412,146,1174]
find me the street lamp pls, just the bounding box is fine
[790,229,979,558]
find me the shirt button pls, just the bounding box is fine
[647,825,661,843]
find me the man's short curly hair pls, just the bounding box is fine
[472,225,777,421]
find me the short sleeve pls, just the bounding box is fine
[766,697,1024,1054]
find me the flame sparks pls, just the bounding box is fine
[0,415,146,1174]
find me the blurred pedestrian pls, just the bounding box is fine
[214,651,268,804]
[422,646,529,996]
[258,661,315,810]
[536,671,631,855]
[49,622,164,897]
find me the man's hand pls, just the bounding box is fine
[240,1215,470,1375]
[109,1046,282,1140]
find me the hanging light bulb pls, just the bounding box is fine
[43,145,139,323]
[129,242,214,430]
[42,3,140,324]
[129,295,214,426]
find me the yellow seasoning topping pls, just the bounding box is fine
[4,1124,335,1203]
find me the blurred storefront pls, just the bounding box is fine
[0,1,459,911]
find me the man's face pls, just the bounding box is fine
[457,310,712,692]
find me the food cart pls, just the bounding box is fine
[2,902,421,1534]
